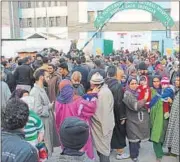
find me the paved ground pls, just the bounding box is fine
[47,141,178,162]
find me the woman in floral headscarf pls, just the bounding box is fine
[55,79,98,160]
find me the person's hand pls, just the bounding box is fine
[49,102,54,109]
[91,86,100,93]
[120,120,125,125]
[38,132,44,142]
[167,97,173,103]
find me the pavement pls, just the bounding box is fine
[47,141,178,162]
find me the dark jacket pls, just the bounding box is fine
[88,67,106,82]
[72,65,89,90]
[4,68,16,92]
[13,64,34,86]
[105,78,127,149]
[1,130,38,162]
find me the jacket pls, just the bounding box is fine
[13,64,34,86]
[55,96,97,159]
[1,130,38,162]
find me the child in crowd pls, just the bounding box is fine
[59,117,91,162]
[160,77,174,119]
[137,75,151,112]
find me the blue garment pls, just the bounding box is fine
[161,87,174,101]
[149,88,162,108]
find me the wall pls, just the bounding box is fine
[21,27,68,38]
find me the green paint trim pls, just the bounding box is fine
[94,1,175,29]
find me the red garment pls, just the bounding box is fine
[163,102,170,114]
[137,85,151,103]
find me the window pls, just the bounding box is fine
[43,17,47,27]
[19,18,23,28]
[49,17,55,27]
[48,1,51,7]
[54,1,58,6]
[56,17,61,26]
[27,2,31,8]
[42,2,45,7]
[97,10,103,16]
[37,17,43,27]
[36,2,42,8]
[18,2,22,8]
[60,2,67,6]
[88,11,95,22]
[27,18,32,27]
[96,32,102,38]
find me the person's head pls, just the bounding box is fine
[59,62,69,76]
[161,77,170,89]
[36,54,43,61]
[18,59,23,66]
[1,61,10,68]
[138,62,148,75]
[90,72,104,89]
[127,77,138,91]
[75,57,81,65]
[94,59,102,68]
[48,64,56,74]
[130,68,137,78]
[23,57,31,64]
[139,75,148,86]
[71,71,82,84]
[2,99,29,130]
[60,117,89,150]
[80,56,86,63]
[106,65,117,78]
[59,57,66,64]
[15,56,19,63]
[116,68,124,81]
[34,69,49,84]
[43,57,49,64]
[175,74,180,88]
[152,76,161,89]
[126,56,133,65]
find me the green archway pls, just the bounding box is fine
[94,1,175,29]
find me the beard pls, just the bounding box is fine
[43,80,48,87]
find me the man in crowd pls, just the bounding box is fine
[90,72,115,162]
[47,64,62,105]
[105,65,129,160]
[14,56,34,92]
[58,62,71,80]
[1,98,38,162]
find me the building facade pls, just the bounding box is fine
[2,1,179,53]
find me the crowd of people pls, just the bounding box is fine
[1,49,179,162]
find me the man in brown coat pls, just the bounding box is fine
[47,64,61,108]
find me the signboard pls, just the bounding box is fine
[94,1,175,29]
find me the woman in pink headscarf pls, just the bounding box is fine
[55,79,98,160]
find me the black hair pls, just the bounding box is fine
[15,56,19,62]
[59,57,66,64]
[23,57,30,64]
[80,56,86,63]
[1,61,8,67]
[127,56,133,63]
[94,59,101,67]
[36,54,43,59]
[43,57,49,64]
[59,62,69,71]
[8,58,13,63]
[127,77,137,85]
[75,57,81,65]
[107,65,117,77]
[34,69,47,81]
[18,59,23,66]
[2,98,29,130]
[48,63,56,70]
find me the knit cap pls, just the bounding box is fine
[161,77,170,85]
[60,117,89,150]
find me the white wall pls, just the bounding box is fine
[2,39,72,58]
[20,6,67,18]
[21,27,68,38]
[79,32,88,39]
[171,2,179,21]
[78,2,88,23]
[2,26,11,39]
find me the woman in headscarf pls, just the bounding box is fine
[55,79,98,160]
[123,77,150,162]
[149,75,171,162]
[163,74,179,159]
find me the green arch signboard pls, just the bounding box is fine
[94,1,175,29]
